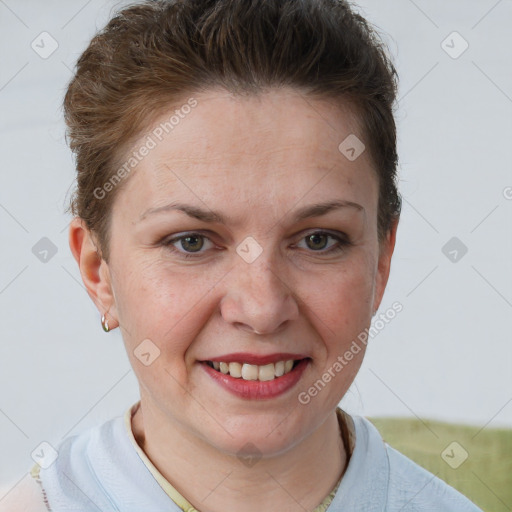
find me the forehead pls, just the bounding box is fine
[117,88,377,221]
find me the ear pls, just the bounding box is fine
[372,217,399,314]
[68,217,118,330]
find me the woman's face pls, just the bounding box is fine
[98,88,396,455]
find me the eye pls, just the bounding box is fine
[162,232,215,258]
[161,230,351,260]
[295,231,351,255]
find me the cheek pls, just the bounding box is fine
[112,258,181,342]
[303,253,376,332]
[114,266,195,393]
[113,256,219,362]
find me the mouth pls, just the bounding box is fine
[199,356,311,400]
[203,358,304,381]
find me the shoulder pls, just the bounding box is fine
[384,443,482,511]
[354,416,483,511]
[37,413,129,509]
[2,412,132,512]
[0,466,49,512]
[33,403,177,511]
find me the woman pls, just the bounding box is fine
[13,0,482,510]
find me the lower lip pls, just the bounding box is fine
[201,359,310,400]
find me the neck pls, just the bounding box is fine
[131,402,347,512]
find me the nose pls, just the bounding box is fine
[220,255,299,336]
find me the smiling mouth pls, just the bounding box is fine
[203,359,308,382]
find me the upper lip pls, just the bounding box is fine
[201,352,310,365]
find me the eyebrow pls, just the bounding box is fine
[138,199,363,224]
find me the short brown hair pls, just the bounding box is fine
[64,0,401,262]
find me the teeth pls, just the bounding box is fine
[228,362,242,378]
[258,363,276,381]
[209,359,299,381]
[241,363,259,380]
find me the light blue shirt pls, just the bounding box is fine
[36,407,483,511]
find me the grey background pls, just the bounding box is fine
[1,0,511,493]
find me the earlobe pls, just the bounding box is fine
[68,217,118,330]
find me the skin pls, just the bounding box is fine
[69,88,398,512]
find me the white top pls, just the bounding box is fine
[1,403,483,511]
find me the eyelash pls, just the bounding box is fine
[161,231,352,259]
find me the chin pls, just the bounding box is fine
[197,408,308,459]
